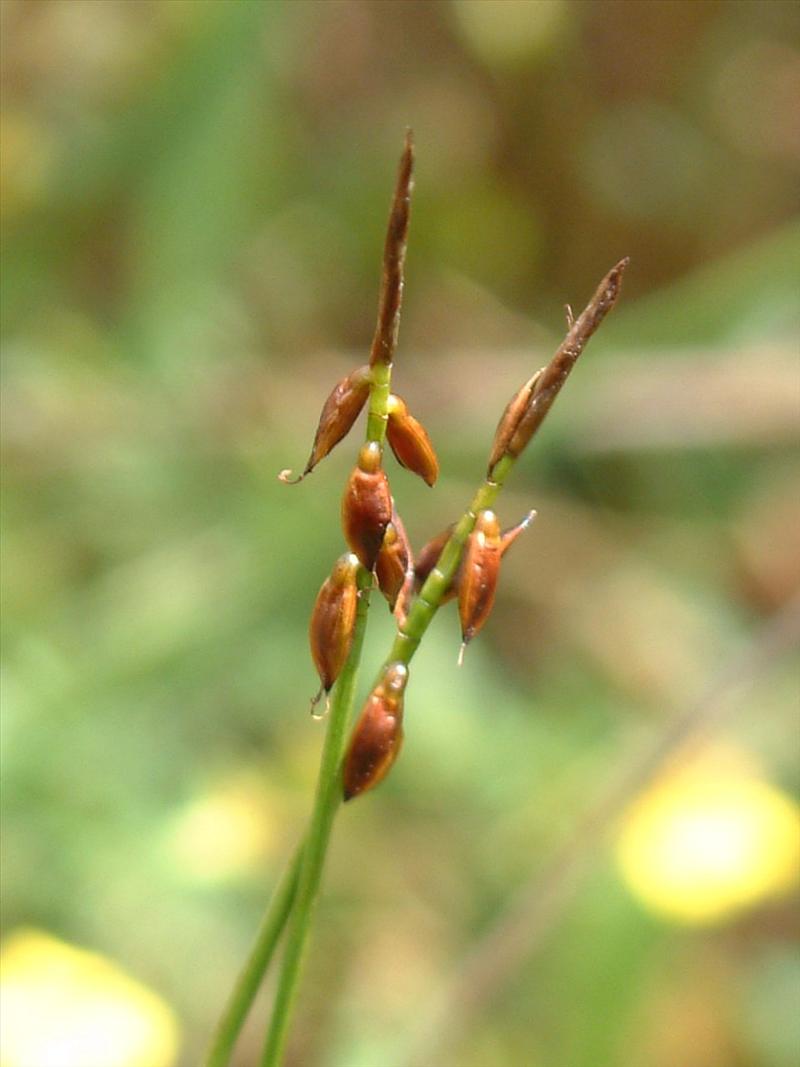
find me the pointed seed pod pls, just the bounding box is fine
[343,662,408,801]
[458,509,503,665]
[413,525,457,602]
[279,365,371,484]
[386,394,439,486]
[341,441,392,570]
[308,553,360,713]
[490,258,629,470]
[376,509,413,618]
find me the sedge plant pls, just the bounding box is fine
[204,131,627,1067]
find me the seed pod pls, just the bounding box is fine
[486,258,629,473]
[413,525,455,599]
[279,365,371,484]
[341,441,392,570]
[458,509,503,665]
[308,553,360,713]
[386,394,439,486]
[375,509,413,620]
[343,662,408,801]
[487,369,543,477]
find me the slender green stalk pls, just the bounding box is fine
[259,555,372,1067]
[365,358,392,445]
[388,453,515,665]
[204,841,304,1067]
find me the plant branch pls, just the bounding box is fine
[389,257,628,669]
[203,842,305,1067]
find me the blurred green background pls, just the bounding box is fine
[2,2,799,1066]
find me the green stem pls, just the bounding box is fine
[259,568,373,1066]
[203,842,305,1067]
[388,452,516,665]
[366,359,392,445]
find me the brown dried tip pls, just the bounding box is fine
[500,509,536,555]
[487,257,629,476]
[343,662,408,800]
[458,509,503,665]
[341,442,393,570]
[279,365,371,484]
[369,131,415,368]
[375,508,413,620]
[308,553,361,712]
[385,394,439,486]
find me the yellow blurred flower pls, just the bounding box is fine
[165,777,276,884]
[616,745,800,924]
[0,930,179,1067]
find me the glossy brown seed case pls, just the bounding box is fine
[279,365,371,484]
[341,441,392,571]
[385,394,439,486]
[458,509,503,663]
[308,554,361,709]
[343,663,408,801]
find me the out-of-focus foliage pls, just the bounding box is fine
[1,2,798,1066]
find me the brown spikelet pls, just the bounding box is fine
[487,369,543,477]
[458,510,502,664]
[308,553,360,711]
[487,258,629,475]
[386,394,439,486]
[343,663,408,801]
[369,131,414,369]
[279,365,371,484]
[341,442,392,570]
